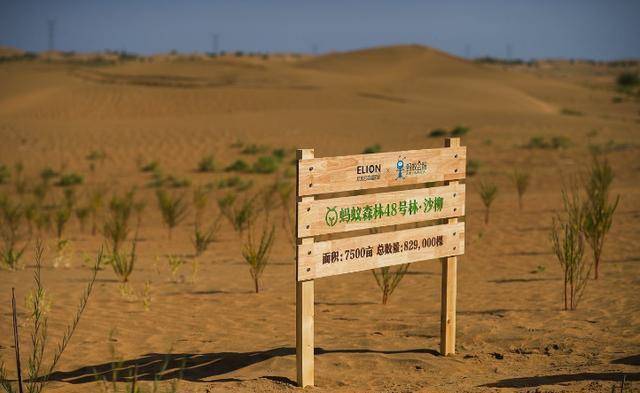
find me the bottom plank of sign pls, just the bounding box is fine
[297,221,465,281]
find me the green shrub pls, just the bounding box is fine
[56,173,83,187]
[428,129,447,138]
[450,125,470,137]
[583,155,619,280]
[252,156,279,174]
[140,160,159,172]
[241,144,267,155]
[197,155,216,172]
[40,167,58,183]
[109,239,137,282]
[272,148,287,160]
[560,108,583,116]
[551,136,571,149]
[0,164,9,184]
[526,136,549,149]
[478,180,498,224]
[217,176,242,189]
[242,224,275,293]
[362,144,382,154]
[156,189,189,239]
[466,160,480,176]
[616,72,639,88]
[225,159,251,172]
[373,265,410,305]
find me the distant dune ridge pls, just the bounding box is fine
[0,44,638,393]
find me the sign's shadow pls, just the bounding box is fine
[44,347,440,386]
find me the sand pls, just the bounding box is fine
[0,45,639,392]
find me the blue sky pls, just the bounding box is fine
[1,0,639,60]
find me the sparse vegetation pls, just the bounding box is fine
[0,241,102,393]
[478,180,498,224]
[450,125,470,137]
[551,185,589,311]
[156,190,189,239]
[218,193,256,236]
[252,156,278,174]
[242,223,275,293]
[372,264,410,305]
[241,144,267,155]
[524,136,571,149]
[428,126,470,138]
[225,159,251,173]
[0,197,27,270]
[428,128,447,138]
[0,164,9,184]
[103,192,135,253]
[166,255,185,282]
[54,205,71,239]
[616,72,639,90]
[466,160,480,176]
[197,155,216,172]
[362,144,382,154]
[511,169,530,210]
[109,238,137,283]
[55,173,83,187]
[560,108,583,116]
[582,154,619,279]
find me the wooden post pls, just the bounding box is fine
[296,149,314,387]
[440,138,459,356]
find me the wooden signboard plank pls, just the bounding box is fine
[298,146,466,196]
[298,183,465,237]
[297,222,465,281]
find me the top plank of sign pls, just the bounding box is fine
[297,146,466,196]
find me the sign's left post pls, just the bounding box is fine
[296,148,314,387]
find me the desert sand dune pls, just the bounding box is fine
[0,45,639,392]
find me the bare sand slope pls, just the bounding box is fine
[0,45,639,392]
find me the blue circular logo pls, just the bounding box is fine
[397,160,404,169]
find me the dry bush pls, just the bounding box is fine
[0,241,102,393]
[477,180,498,224]
[372,264,410,305]
[156,190,189,240]
[582,155,619,279]
[551,186,589,311]
[166,255,186,283]
[511,169,530,210]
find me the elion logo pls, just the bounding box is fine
[356,164,381,181]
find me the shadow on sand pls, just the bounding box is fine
[44,346,439,385]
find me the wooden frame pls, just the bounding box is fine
[295,139,466,387]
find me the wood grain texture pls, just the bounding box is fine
[297,221,465,281]
[440,137,460,356]
[297,183,465,237]
[296,148,315,387]
[298,146,466,196]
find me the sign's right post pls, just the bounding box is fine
[440,137,459,355]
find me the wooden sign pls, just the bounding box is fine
[295,138,466,387]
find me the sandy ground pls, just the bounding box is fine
[0,45,639,392]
